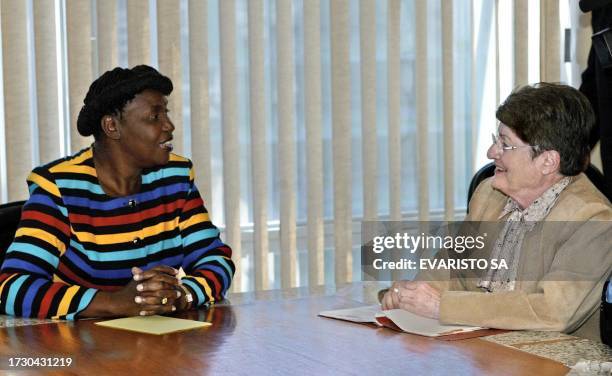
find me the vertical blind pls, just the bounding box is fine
[0,0,587,291]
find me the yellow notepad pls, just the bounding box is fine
[95,315,211,335]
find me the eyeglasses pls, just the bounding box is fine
[491,133,538,153]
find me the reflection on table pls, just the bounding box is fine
[0,282,581,375]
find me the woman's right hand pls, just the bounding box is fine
[381,281,403,310]
[381,280,441,319]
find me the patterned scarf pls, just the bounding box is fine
[477,176,572,292]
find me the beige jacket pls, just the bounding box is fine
[438,174,612,341]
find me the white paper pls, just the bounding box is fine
[319,305,483,337]
[380,309,483,337]
[318,305,382,324]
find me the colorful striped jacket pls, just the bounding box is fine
[0,147,234,319]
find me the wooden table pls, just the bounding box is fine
[0,283,569,375]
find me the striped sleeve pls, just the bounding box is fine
[179,166,235,306]
[0,167,97,320]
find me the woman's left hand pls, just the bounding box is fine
[382,281,441,319]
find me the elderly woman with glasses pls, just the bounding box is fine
[381,83,612,341]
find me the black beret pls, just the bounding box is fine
[77,65,173,138]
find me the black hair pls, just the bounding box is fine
[76,65,173,139]
[496,82,595,176]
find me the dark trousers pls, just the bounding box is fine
[580,47,612,198]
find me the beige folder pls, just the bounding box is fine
[95,315,211,335]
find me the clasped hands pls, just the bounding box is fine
[116,265,189,317]
[381,280,441,320]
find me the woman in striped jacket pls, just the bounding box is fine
[0,65,235,319]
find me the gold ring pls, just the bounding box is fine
[161,297,168,305]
